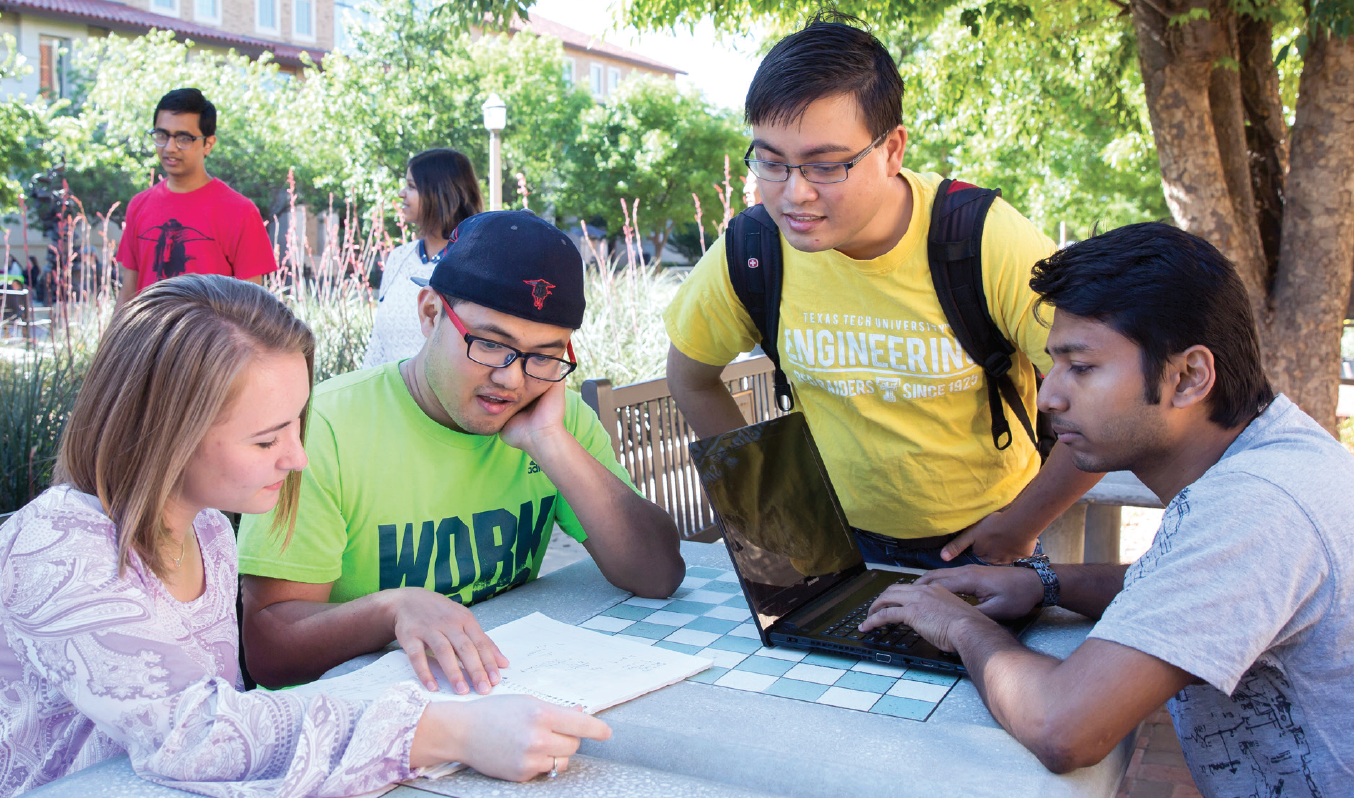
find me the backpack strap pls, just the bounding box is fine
[928,178,1049,458]
[725,204,793,411]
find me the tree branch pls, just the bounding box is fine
[1207,1,1269,308]
[1237,14,1289,285]
[1129,0,1265,306]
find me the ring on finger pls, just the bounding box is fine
[549,757,559,779]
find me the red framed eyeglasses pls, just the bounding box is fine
[439,294,578,382]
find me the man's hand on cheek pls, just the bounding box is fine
[500,380,567,454]
[860,583,993,653]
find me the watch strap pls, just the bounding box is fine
[1013,556,1060,607]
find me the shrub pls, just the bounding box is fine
[1,186,686,514]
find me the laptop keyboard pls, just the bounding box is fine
[821,597,922,650]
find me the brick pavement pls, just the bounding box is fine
[1117,707,1202,798]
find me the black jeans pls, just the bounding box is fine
[852,528,1042,570]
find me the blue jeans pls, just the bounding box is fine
[852,528,1042,570]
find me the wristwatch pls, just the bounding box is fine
[1012,554,1060,607]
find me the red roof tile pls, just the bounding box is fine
[511,12,683,75]
[0,0,326,66]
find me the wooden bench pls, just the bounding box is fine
[581,356,783,542]
[582,358,1161,562]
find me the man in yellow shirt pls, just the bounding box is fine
[665,13,1103,568]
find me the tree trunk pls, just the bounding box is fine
[1207,4,1269,301]
[1261,30,1354,429]
[1129,0,1269,312]
[648,219,675,266]
[1132,0,1354,431]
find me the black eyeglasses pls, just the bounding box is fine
[743,133,889,184]
[440,295,578,382]
[148,129,208,148]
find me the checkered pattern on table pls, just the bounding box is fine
[579,566,960,721]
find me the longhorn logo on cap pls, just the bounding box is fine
[524,279,556,310]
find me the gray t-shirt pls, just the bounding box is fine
[1089,395,1353,797]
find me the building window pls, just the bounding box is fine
[195,0,221,24]
[38,36,67,98]
[293,0,315,40]
[562,57,574,86]
[589,63,603,97]
[256,0,279,34]
[607,67,621,95]
[333,0,369,52]
[150,0,180,14]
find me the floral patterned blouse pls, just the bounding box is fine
[0,486,430,797]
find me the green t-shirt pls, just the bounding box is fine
[237,361,635,606]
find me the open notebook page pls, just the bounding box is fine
[286,612,712,714]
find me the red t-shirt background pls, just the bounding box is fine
[116,178,278,291]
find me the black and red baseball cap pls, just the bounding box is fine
[411,210,585,329]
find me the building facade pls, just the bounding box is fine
[513,13,682,99]
[0,0,330,102]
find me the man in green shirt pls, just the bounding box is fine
[238,211,685,696]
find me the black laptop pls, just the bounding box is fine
[689,412,1040,674]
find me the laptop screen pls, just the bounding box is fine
[689,413,865,632]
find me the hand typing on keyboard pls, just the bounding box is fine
[821,602,924,649]
[859,579,1001,654]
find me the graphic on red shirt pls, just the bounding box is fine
[116,179,277,293]
[140,220,215,280]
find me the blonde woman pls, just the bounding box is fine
[0,275,607,797]
[362,148,482,368]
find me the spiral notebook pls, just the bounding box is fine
[287,612,712,713]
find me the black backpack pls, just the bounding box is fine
[724,178,1055,460]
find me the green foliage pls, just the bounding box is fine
[1169,7,1213,26]
[567,262,685,391]
[0,315,103,516]
[0,33,55,213]
[888,0,1169,236]
[0,350,86,516]
[307,8,592,214]
[50,30,312,223]
[557,77,746,258]
[1304,0,1354,37]
[623,0,955,37]
[47,15,597,226]
[623,0,1170,238]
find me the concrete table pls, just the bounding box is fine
[30,751,776,798]
[1044,471,1164,565]
[31,542,1131,798]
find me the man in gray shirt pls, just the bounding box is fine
[861,222,1351,797]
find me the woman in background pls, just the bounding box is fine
[362,148,482,368]
[0,275,607,797]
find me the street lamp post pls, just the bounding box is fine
[481,93,507,211]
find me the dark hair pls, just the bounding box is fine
[1030,222,1273,428]
[745,10,904,140]
[153,88,216,137]
[409,149,483,239]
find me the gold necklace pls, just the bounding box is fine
[169,534,187,569]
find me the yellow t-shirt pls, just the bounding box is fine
[664,169,1057,540]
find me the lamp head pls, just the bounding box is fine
[481,93,507,132]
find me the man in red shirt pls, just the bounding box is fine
[115,88,277,309]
